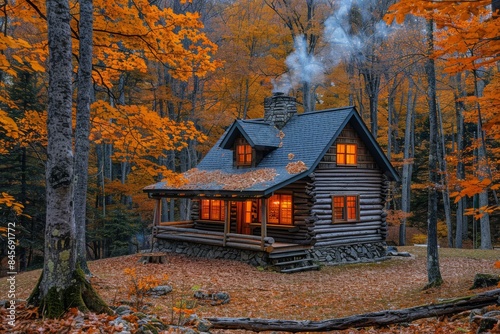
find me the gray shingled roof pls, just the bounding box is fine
[219,120,281,150]
[144,106,399,198]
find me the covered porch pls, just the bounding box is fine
[150,195,312,254]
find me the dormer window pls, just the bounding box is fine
[235,138,253,167]
[337,143,357,165]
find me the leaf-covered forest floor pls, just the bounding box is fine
[2,246,500,333]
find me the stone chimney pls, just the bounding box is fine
[263,92,297,129]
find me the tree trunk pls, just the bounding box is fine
[207,289,500,332]
[74,0,94,275]
[28,0,110,318]
[437,103,453,247]
[473,71,492,250]
[400,78,416,246]
[424,18,443,288]
[454,72,466,248]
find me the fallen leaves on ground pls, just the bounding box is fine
[1,246,500,333]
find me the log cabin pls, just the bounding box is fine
[144,92,400,272]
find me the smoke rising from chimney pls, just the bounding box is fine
[273,35,324,94]
[272,0,395,94]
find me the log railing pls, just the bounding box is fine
[154,221,275,251]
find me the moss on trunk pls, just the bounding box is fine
[27,267,112,318]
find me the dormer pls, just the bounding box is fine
[219,120,280,168]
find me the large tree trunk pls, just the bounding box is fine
[28,0,110,318]
[74,0,94,275]
[424,18,443,288]
[207,289,500,332]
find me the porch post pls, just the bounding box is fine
[223,200,230,246]
[260,198,267,250]
[153,198,162,236]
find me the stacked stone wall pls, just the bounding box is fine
[154,239,387,268]
[311,242,387,265]
[154,239,269,267]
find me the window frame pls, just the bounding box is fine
[200,199,226,221]
[336,143,358,166]
[331,194,360,223]
[267,193,293,225]
[235,137,253,167]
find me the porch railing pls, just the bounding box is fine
[153,220,275,251]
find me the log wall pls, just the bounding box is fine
[307,123,390,258]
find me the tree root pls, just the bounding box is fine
[27,267,112,318]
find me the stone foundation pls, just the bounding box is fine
[311,242,387,265]
[154,239,269,267]
[154,239,387,268]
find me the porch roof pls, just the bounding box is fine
[144,106,400,199]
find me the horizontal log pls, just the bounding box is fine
[156,226,223,236]
[312,180,382,186]
[314,236,382,246]
[312,224,382,232]
[313,214,381,223]
[224,242,265,251]
[314,229,379,240]
[159,220,194,226]
[226,233,268,242]
[313,198,382,205]
[155,234,223,246]
[206,289,500,332]
[312,169,383,175]
[360,210,383,217]
[313,193,381,200]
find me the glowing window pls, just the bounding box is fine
[200,199,226,221]
[236,140,252,166]
[268,194,292,225]
[244,200,253,224]
[337,144,357,165]
[332,195,359,223]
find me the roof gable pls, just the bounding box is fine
[219,120,281,150]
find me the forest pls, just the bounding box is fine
[0,0,498,278]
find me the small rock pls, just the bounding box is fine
[115,305,132,316]
[194,290,230,305]
[148,285,173,297]
[471,274,500,289]
[196,318,212,332]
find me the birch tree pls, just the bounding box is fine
[27,0,109,317]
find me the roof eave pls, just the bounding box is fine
[144,187,268,199]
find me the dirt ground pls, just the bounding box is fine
[2,246,500,333]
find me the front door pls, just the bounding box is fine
[236,201,252,234]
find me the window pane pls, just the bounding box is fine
[201,200,210,219]
[333,196,345,220]
[237,144,252,165]
[210,200,220,220]
[280,195,292,224]
[346,144,357,164]
[244,200,252,223]
[268,195,280,223]
[346,196,357,220]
